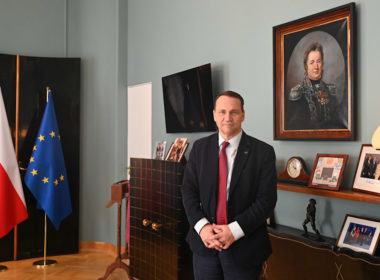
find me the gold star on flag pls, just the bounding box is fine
[33,145,37,151]
[50,131,56,138]
[60,175,64,181]
[31,169,38,176]
[58,135,61,140]
[38,135,45,141]
[30,157,34,163]
[42,177,49,184]
[54,179,59,186]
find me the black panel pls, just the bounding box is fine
[16,56,80,259]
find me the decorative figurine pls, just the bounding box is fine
[302,198,323,240]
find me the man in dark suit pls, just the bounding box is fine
[182,91,277,279]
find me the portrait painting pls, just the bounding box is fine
[352,144,380,196]
[337,215,380,255]
[309,154,347,191]
[274,3,355,140]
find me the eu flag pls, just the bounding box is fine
[24,90,72,230]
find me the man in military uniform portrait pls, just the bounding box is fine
[283,24,350,131]
[286,41,345,130]
[289,42,337,124]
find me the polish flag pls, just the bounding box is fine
[0,88,28,238]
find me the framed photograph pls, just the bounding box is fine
[177,142,189,162]
[165,138,188,162]
[153,141,167,160]
[336,214,380,255]
[165,143,174,160]
[273,3,355,140]
[309,154,348,191]
[352,144,380,196]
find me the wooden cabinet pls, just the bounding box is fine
[129,158,193,280]
[264,226,380,279]
[0,54,80,261]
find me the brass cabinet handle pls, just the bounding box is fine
[151,223,162,231]
[142,219,151,227]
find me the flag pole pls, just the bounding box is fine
[33,87,56,269]
[13,55,21,262]
[33,213,56,268]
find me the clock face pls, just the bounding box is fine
[287,158,301,178]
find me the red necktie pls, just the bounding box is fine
[216,141,229,224]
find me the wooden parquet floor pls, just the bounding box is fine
[0,249,130,280]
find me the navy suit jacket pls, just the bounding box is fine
[181,131,277,267]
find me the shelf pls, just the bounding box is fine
[278,182,380,204]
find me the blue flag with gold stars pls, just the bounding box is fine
[24,90,72,230]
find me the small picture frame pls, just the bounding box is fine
[336,214,380,255]
[309,154,348,191]
[165,138,188,162]
[165,143,174,160]
[153,141,167,160]
[352,144,380,196]
[177,143,189,163]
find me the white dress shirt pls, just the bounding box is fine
[194,130,245,241]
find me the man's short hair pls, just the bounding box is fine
[214,91,245,111]
[303,42,324,72]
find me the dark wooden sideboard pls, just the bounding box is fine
[129,158,193,280]
[264,225,380,280]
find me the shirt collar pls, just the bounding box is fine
[218,130,242,149]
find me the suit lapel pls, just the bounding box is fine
[229,132,251,198]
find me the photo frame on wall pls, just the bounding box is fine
[309,154,348,191]
[352,144,380,196]
[336,214,380,255]
[273,3,355,140]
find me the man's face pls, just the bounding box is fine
[213,96,245,140]
[306,50,323,80]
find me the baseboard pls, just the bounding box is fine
[79,241,127,256]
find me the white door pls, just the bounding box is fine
[127,82,152,178]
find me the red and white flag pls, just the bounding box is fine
[0,87,28,238]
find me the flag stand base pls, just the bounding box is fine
[33,213,57,269]
[0,265,7,272]
[33,259,57,269]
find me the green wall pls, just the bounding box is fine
[0,0,66,56]
[67,0,128,244]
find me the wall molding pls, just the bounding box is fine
[79,241,127,256]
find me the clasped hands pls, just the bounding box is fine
[199,224,235,251]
